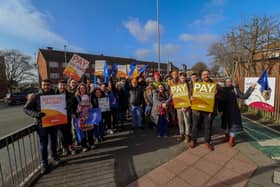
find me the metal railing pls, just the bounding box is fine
[0,124,41,187]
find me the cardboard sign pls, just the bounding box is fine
[170,83,191,109]
[95,60,105,76]
[117,65,127,78]
[98,97,110,112]
[63,54,90,81]
[40,94,68,127]
[191,82,216,112]
[244,77,275,112]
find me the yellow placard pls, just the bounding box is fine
[191,82,216,112]
[117,65,127,78]
[170,83,191,109]
[95,60,105,76]
[40,94,68,128]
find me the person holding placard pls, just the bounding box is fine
[71,83,95,152]
[23,79,60,174]
[189,70,217,151]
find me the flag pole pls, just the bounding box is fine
[157,0,160,73]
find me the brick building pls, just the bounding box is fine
[37,47,177,84]
[0,56,7,98]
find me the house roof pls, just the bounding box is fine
[39,48,163,66]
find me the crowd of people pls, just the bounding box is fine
[23,69,256,174]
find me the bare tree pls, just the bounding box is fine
[208,16,280,77]
[0,50,35,93]
[191,62,208,75]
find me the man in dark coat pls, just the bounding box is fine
[23,79,60,174]
[220,78,256,146]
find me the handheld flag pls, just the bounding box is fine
[257,70,271,100]
[112,64,118,78]
[104,62,108,83]
[128,64,138,78]
[138,64,148,73]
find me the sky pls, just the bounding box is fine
[0,0,279,68]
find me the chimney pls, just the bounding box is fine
[47,47,53,50]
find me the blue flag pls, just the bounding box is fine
[104,62,108,83]
[257,70,269,92]
[112,64,118,78]
[138,64,148,73]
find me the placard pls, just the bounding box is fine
[98,97,111,112]
[40,94,68,127]
[191,82,216,112]
[170,83,191,109]
[117,65,127,78]
[244,77,275,112]
[63,54,90,81]
[95,60,105,76]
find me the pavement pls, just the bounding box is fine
[31,117,280,187]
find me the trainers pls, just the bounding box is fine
[53,159,61,166]
[68,145,76,155]
[40,165,48,175]
[90,145,96,150]
[177,135,185,141]
[82,147,89,152]
[62,148,69,156]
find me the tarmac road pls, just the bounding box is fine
[0,104,34,138]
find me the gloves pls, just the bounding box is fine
[39,112,46,118]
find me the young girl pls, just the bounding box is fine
[154,84,171,137]
[72,83,94,152]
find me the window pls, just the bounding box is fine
[50,73,60,79]
[49,61,59,68]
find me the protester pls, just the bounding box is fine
[55,80,75,156]
[71,83,95,152]
[220,78,256,146]
[101,83,113,133]
[144,81,154,128]
[128,78,144,130]
[113,82,127,131]
[155,84,171,137]
[189,70,216,151]
[23,79,60,174]
[175,72,191,142]
[91,88,105,142]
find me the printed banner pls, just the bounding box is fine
[98,97,111,112]
[95,60,106,76]
[63,54,90,81]
[191,82,216,112]
[170,83,191,109]
[76,108,102,132]
[40,94,68,128]
[244,77,275,112]
[117,65,127,78]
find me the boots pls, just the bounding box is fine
[188,140,197,149]
[229,136,235,147]
[224,133,230,142]
[205,143,214,151]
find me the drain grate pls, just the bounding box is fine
[273,171,280,184]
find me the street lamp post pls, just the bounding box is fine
[157,0,160,73]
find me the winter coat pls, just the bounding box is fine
[220,86,254,132]
[128,86,144,106]
[150,90,171,125]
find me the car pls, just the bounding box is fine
[4,88,39,105]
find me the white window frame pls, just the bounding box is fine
[50,73,60,79]
[49,61,59,68]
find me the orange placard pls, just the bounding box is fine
[40,94,68,127]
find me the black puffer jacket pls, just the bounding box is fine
[129,86,144,106]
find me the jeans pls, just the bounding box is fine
[37,126,58,166]
[81,129,94,148]
[58,122,73,149]
[130,105,142,127]
[177,109,190,136]
[157,116,168,137]
[94,122,104,139]
[191,111,213,143]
